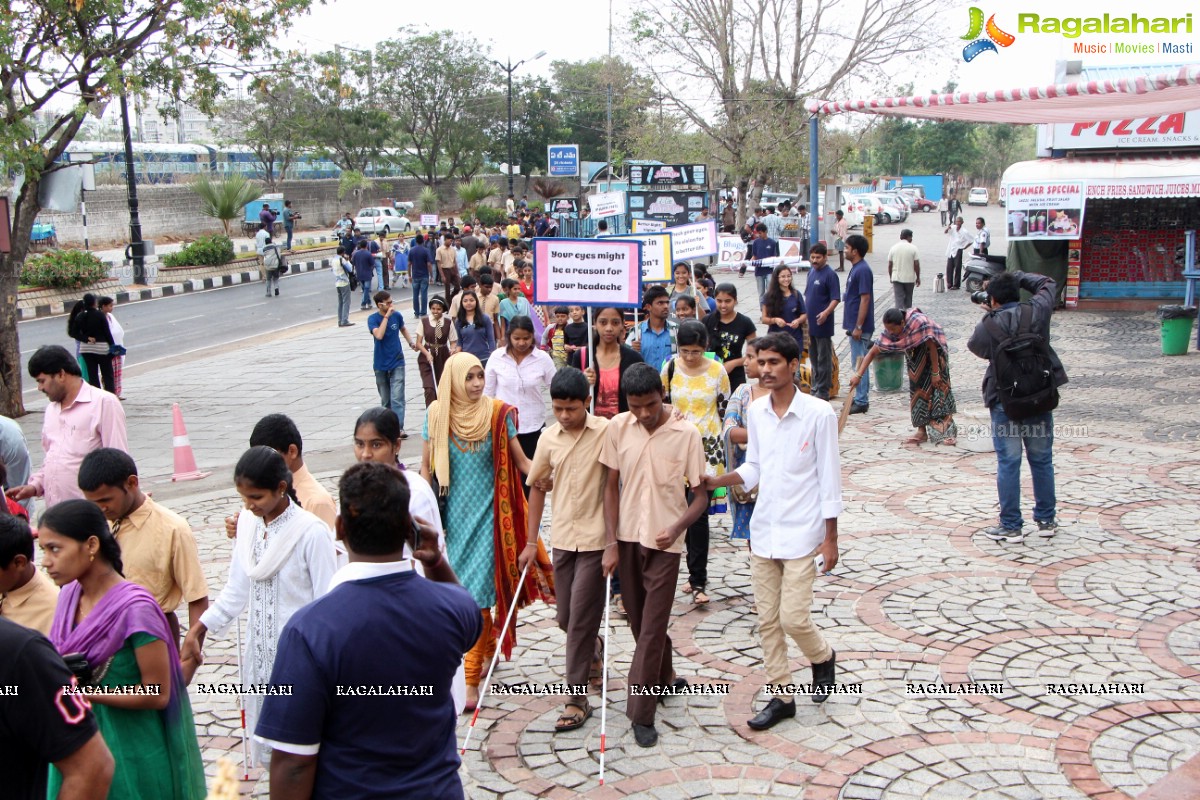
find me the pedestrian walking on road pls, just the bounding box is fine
[850,308,958,445]
[887,229,921,311]
[335,246,355,327]
[485,316,556,496]
[417,295,459,407]
[408,234,433,317]
[803,245,840,401]
[843,234,875,415]
[99,297,126,399]
[705,333,842,729]
[368,291,418,431]
[352,240,376,309]
[73,293,116,393]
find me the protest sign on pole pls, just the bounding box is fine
[600,232,673,283]
[589,191,626,219]
[631,218,666,233]
[667,219,719,261]
[420,214,439,227]
[716,235,747,271]
[532,238,643,308]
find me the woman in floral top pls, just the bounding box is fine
[661,321,730,605]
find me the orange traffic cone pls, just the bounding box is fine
[171,403,211,482]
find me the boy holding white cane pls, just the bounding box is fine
[519,368,610,733]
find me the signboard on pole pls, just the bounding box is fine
[1003,183,1084,240]
[532,237,643,308]
[545,197,580,216]
[667,220,719,261]
[601,232,673,283]
[420,214,440,227]
[628,190,708,226]
[589,191,626,219]
[716,235,747,271]
[631,218,666,233]
[548,145,581,177]
[627,164,707,186]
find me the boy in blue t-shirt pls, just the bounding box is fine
[367,291,417,431]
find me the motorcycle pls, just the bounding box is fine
[963,253,1007,293]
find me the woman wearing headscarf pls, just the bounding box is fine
[42,500,205,799]
[850,307,958,445]
[421,352,554,710]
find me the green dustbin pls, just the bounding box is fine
[1158,305,1197,356]
[872,351,905,392]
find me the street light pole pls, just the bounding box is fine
[112,19,147,285]
[492,51,547,200]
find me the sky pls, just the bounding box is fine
[278,0,1199,101]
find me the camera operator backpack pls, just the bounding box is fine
[983,304,1059,420]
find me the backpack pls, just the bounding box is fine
[983,304,1060,420]
[263,244,283,270]
[342,258,358,291]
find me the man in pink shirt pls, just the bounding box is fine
[7,346,128,510]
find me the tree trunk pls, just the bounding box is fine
[0,176,42,416]
[734,176,750,232]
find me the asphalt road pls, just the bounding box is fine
[17,268,418,400]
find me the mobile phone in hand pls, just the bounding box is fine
[813,553,826,574]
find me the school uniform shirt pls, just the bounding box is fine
[735,390,843,560]
[368,310,407,372]
[598,411,705,554]
[0,619,100,800]
[0,569,59,635]
[483,348,557,434]
[435,245,457,275]
[703,312,757,390]
[804,266,841,338]
[292,465,337,531]
[527,415,609,551]
[255,562,481,800]
[842,260,876,335]
[113,497,208,615]
[478,291,502,321]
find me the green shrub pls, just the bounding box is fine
[21,250,109,289]
[474,205,508,227]
[162,235,236,267]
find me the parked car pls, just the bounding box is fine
[355,206,413,234]
[838,196,866,229]
[854,194,887,222]
[870,194,908,224]
[968,187,990,206]
[898,189,936,212]
[877,192,912,219]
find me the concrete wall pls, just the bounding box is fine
[39,173,576,247]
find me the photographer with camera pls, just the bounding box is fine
[282,200,301,251]
[967,271,1068,543]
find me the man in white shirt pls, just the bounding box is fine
[705,332,842,730]
[887,229,921,311]
[943,216,974,290]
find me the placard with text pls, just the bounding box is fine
[532,237,643,308]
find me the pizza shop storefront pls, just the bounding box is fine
[1001,156,1200,306]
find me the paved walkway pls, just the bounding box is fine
[14,209,1200,799]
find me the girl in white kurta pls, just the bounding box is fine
[182,446,337,766]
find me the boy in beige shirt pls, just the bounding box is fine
[0,516,60,635]
[599,362,707,748]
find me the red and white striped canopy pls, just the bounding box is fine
[805,65,1200,123]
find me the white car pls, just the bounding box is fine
[838,196,866,229]
[875,193,910,223]
[355,206,413,234]
[968,187,990,206]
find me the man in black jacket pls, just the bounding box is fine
[967,271,1068,543]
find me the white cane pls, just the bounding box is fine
[460,559,533,754]
[599,573,613,785]
[585,306,595,413]
[235,615,250,780]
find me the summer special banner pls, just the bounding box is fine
[1004,183,1085,240]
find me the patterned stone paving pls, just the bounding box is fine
[18,210,1200,798]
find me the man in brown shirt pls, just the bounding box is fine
[0,516,59,635]
[78,449,208,679]
[599,363,708,748]
[520,368,609,733]
[435,233,461,296]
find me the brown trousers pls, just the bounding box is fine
[553,548,606,707]
[618,541,680,725]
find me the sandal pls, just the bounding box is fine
[693,591,710,606]
[614,595,626,615]
[941,437,957,446]
[554,701,592,732]
[589,657,603,688]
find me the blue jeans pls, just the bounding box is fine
[990,406,1056,529]
[849,335,871,405]
[374,257,384,291]
[375,365,406,427]
[755,273,770,301]
[336,285,351,325]
[411,278,429,317]
[359,276,374,308]
[284,224,294,250]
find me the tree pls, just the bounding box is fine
[214,72,310,191]
[630,0,948,230]
[483,78,568,177]
[0,0,312,416]
[530,178,568,202]
[298,50,390,174]
[550,58,653,164]
[418,187,439,215]
[190,174,263,235]
[456,178,497,218]
[375,30,495,185]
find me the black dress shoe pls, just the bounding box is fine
[747,697,796,730]
[632,723,658,747]
[812,650,836,704]
[658,677,689,705]
[849,403,869,415]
